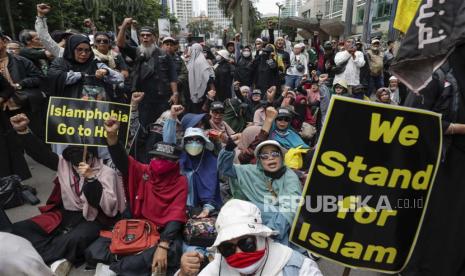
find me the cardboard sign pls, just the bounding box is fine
[290,96,442,273]
[46,97,131,147]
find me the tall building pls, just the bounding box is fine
[299,0,394,38]
[282,0,303,17]
[207,0,232,29]
[168,0,193,32]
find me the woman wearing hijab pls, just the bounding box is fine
[9,113,125,276]
[234,46,254,87]
[187,43,216,113]
[208,101,240,145]
[252,45,280,95]
[214,49,235,102]
[375,87,397,105]
[105,113,187,276]
[292,94,317,131]
[269,108,309,150]
[218,138,303,246]
[46,34,124,100]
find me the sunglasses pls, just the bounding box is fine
[258,151,281,160]
[276,117,290,122]
[185,137,203,144]
[96,39,109,44]
[218,236,257,258]
[75,47,91,53]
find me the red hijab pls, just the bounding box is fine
[126,157,187,227]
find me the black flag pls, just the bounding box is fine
[390,0,465,92]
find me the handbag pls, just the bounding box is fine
[0,175,24,209]
[332,57,350,75]
[100,219,160,255]
[183,208,218,247]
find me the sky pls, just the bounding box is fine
[195,0,279,16]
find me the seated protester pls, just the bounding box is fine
[92,31,129,103]
[177,199,323,276]
[238,107,278,164]
[0,232,54,276]
[252,85,279,126]
[269,108,309,150]
[375,87,397,105]
[46,34,124,100]
[105,117,188,275]
[208,101,240,145]
[388,76,405,105]
[218,139,302,245]
[234,85,261,123]
[9,113,125,275]
[351,84,371,101]
[292,94,317,133]
[332,79,349,97]
[305,79,330,126]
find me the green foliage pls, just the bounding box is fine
[0,0,177,38]
[186,19,215,38]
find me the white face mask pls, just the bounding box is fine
[242,51,251,58]
[185,141,204,156]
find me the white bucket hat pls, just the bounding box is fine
[254,140,287,159]
[217,49,230,60]
[211,199,278,248]
[182,127,214,151]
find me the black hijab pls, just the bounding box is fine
[62,34,96,72]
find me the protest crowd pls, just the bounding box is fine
[0,2,464,276]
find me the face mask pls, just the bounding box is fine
[225,249,266,274]
[242,51,251,58]
[149,159,178,175]
[185,141,204,156]
[216,55,223,62]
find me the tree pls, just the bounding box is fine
[0,0,171,38]
[186,18,214,38]
[219,0,260,44]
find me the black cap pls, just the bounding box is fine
[263,45,274,53]
[210,101,225,111]
[148,142,182,159]
[139,26,155,35]
[276,107,293,119]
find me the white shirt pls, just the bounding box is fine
[333,50,366,86]
[287,53,308,76]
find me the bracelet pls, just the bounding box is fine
[16,128,30,135]
[158,244,169,251]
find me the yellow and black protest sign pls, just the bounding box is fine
[46,97,131,147]
[290,95,442,273]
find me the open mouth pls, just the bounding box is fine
[266,161,278,169]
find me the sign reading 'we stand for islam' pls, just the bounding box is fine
[290,96,442,273]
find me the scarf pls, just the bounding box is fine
[209,119,235,136]
[269,122,309,150]
[56,156,126,221]
[180,150,222,209]
[127,157,187,227]
[187,43,214,103]
[93,48,117,69]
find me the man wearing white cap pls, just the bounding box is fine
[388,76,401,105]
[366,39,385,96]
[177,199,323,276]
[285,43,309,90]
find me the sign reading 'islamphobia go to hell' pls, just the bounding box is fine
[290,96,442,273]
[46,97,131,147]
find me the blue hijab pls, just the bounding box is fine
[180,150,222,209]
[269,121,309,149]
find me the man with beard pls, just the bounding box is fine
[117,18,178,127]
[366,39,384,96]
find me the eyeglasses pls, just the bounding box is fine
[276,117,290,122]
[218,236,257,258]
[75,47,91,53]
[95,39,109,44]
[258,151,281,160]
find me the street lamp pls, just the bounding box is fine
[276,2,285,37]
[316,10,323,26]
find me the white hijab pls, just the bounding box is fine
[187,43,214,103]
